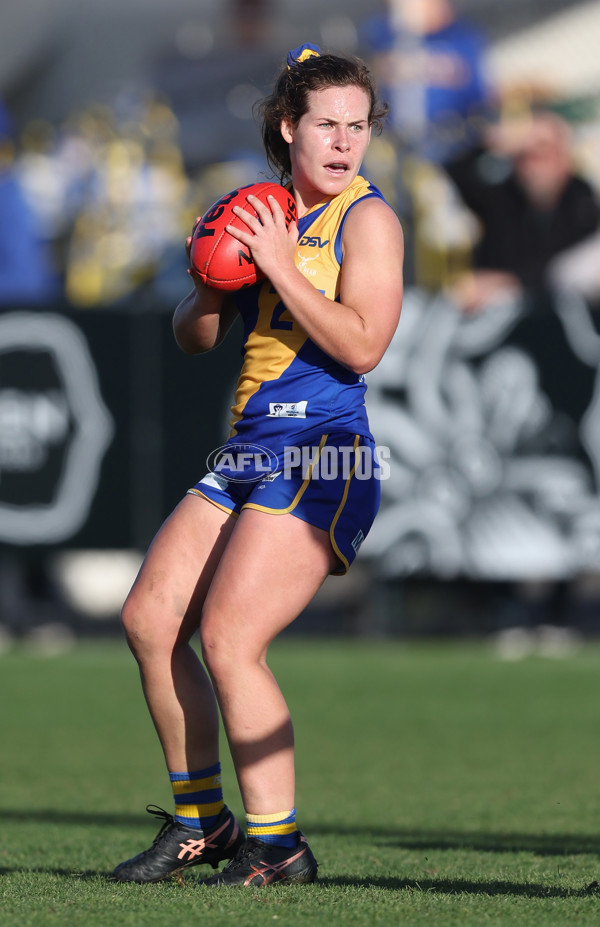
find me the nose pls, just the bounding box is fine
[333,127,350,151]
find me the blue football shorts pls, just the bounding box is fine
[188,433,381,574]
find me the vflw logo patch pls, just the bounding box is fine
[267,401,308,418]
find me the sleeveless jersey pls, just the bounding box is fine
[228,175,385,460]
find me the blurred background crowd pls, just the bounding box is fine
[3,0,599,311]
[2,0,600,649]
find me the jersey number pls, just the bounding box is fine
[269,287,326,330]
[270,300,293,331]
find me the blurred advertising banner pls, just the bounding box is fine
[363,288,600,582]
[2,291,600,584]
[0,305,240,551]
[0,311,113,545]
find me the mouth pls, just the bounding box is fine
[325,162,349,175]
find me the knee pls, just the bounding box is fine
[120,589,178,664]
[200,612,245,681]
[200,608,269,687]
[199,619,224,679]
[120,591,148,660]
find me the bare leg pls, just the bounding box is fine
[200,508,337,813]
[121,494,236,772]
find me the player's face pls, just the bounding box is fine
[281,85,372,211]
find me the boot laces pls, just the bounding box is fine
[145,805,176,847]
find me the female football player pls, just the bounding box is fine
[113,43,403,887]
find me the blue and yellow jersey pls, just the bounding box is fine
[229,175,386,459]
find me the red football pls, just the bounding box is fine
[190,182,298,290]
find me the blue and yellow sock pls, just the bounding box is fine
[169,762,224,831]
[246,808,298,848]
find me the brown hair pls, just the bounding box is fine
[256,53,389,182]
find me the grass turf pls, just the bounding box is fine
[0,636,599,926]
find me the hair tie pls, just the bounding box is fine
[286,43,321,69]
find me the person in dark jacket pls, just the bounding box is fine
[444,109,600,312]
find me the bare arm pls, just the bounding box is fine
[173,283,237,354]
[228,193,404,374]
[172,224,238,355]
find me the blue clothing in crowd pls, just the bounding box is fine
[0,172,58,305]
[360,11,491,160]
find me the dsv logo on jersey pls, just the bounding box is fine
[206,443,280,483]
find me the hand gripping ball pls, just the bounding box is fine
[190,182,298,290]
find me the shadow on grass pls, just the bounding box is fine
[2,809,599,859]
[0,809,143,827]
[0,868,106,880]
[320,875,600,899]
[306,823,600,857]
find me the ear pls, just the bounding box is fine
[280,118,294,144]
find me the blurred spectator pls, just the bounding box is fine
[230,0,273,48]
[0,101,58,305]
[359,0,492,162]
[54,99,191,308]
[358,0,493,286]
[444,109,600,313]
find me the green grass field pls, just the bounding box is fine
[1,635,599,926]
